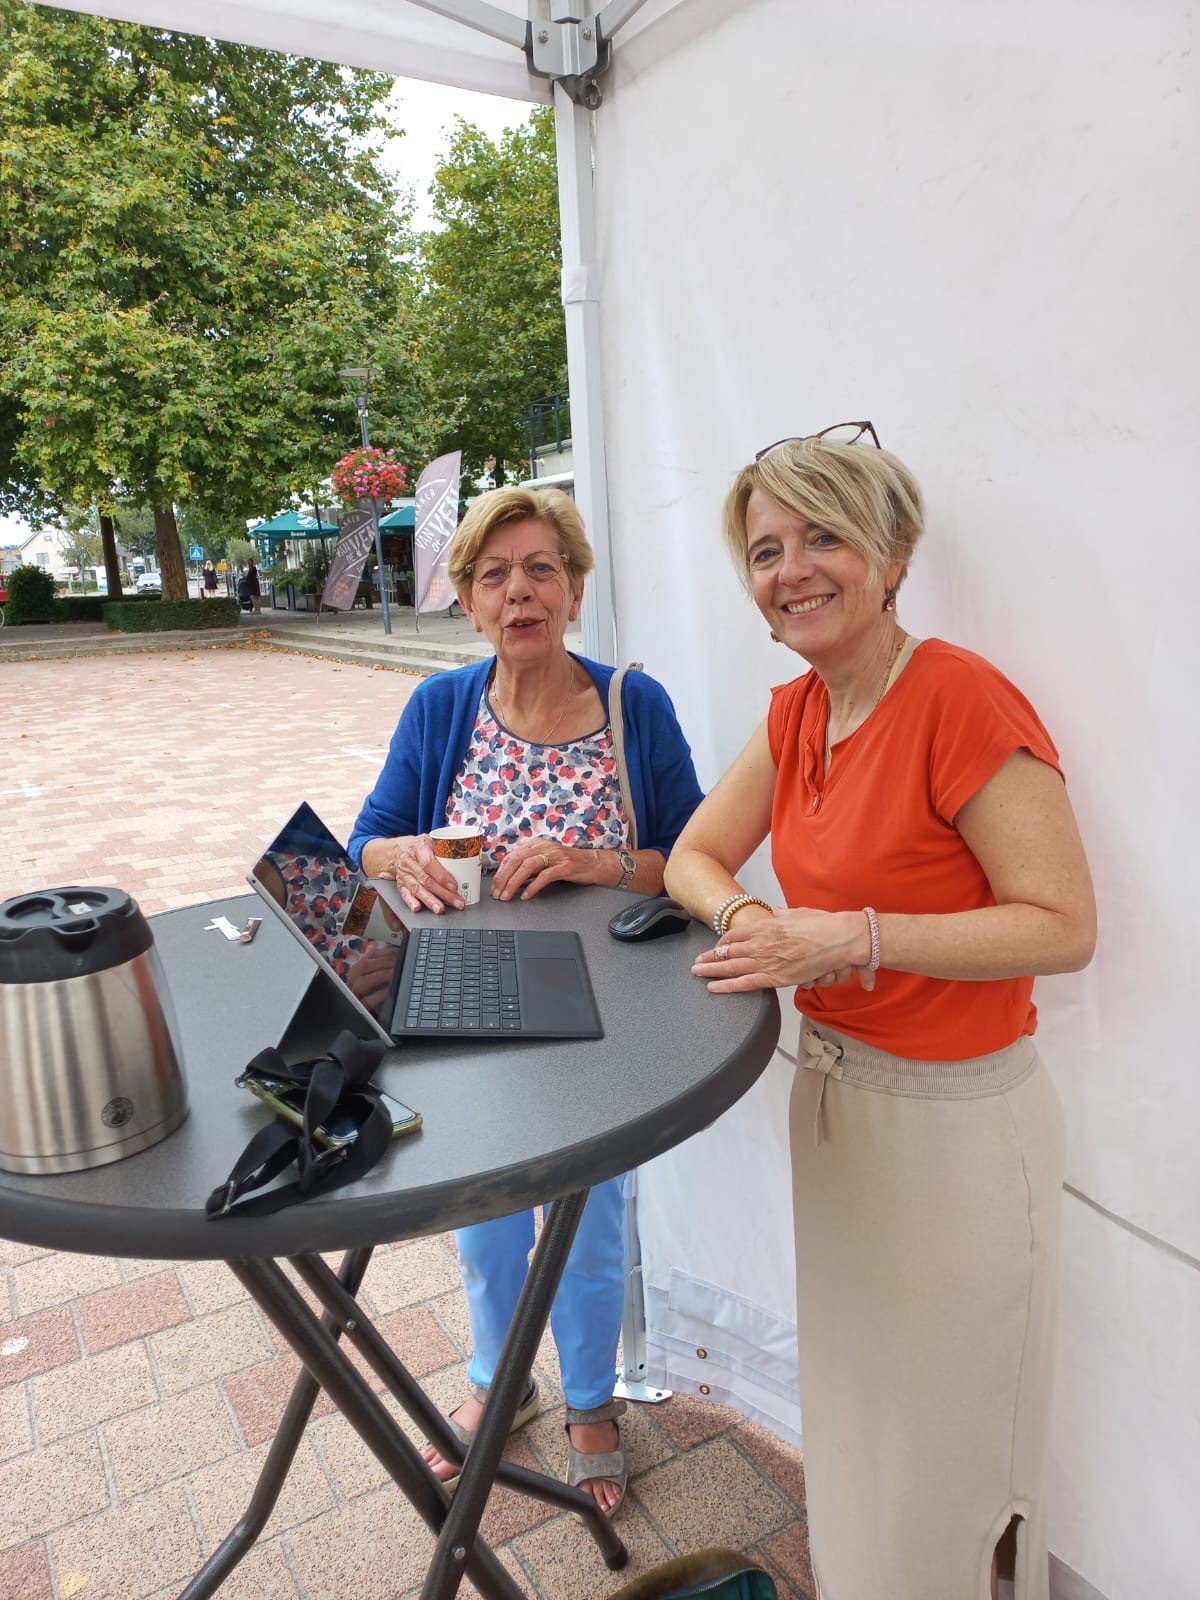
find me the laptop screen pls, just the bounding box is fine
[248,802,408,1034]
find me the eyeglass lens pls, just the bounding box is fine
[754,420,880,461]
[472,551,567,587]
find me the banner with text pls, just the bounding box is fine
[320,507,374,611]
[413,451,462,614]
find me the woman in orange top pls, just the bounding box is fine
[665,425,1096,1600]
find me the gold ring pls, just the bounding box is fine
[538,851,551,870]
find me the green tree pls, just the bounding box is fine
[416,108,567,480]
[0,2,416,600]
[59,526,103,590]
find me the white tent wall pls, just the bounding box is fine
[595,1,1198,1596]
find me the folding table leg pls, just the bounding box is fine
[293,1251,628,1523]
[228,1256,525,1600]
[422,1191,629,1600]
[176,1245,374,1600]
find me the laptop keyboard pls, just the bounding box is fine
[404,927,523,1031]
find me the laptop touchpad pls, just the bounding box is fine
[522,956,592,1028]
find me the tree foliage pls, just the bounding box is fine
[0,1,417,596]
[416,108,566,478]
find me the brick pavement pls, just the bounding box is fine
[1,642,813,1600]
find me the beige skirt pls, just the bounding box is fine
[790,1019,1065,1600]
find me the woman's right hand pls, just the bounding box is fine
[362,835,463,914]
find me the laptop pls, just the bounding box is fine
[247,803,603,1043]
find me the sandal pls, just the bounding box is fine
[439,1378,540,1490]
[565,1397,628,1515]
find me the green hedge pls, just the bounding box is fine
[104,597,241,632]
[55,595,107,622]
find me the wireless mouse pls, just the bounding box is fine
[608,896,693,942]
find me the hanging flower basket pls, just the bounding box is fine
[330,447,408,508]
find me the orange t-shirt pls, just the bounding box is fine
[767,639,1063,1060]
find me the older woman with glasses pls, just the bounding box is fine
[664,426,1096,1600]
[349,485,702,1514]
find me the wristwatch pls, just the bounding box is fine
[615,848,637,890]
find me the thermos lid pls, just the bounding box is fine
[0,887,153,984]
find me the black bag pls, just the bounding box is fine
[206,1029,392,1219]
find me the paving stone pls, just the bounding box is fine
[0,1240,51,1269]
[11,1251,123,1316]
[514,1500,675,1600]
[145,1541,301,1600]
[0,1433,109,1549]
[177,1258,253,1317]
[0,1539,53,1600]
[105,1384,241,1500]
[731,1421,807,1513]
[632,1437,791,1553]
[224,1354,336,1448]
[50,1483,201,1600]
[0,1305,81,1388]
[0,1382,32,1462]
[762,1520,816,1597]
[78,1269,192,1354]
[286,1486,437,1600]
[190,1435,336,1545]
[360,1237,462,1315]
[149,1302,272,1395]
[31,1339,158,1442]
[652,1390,740,1452]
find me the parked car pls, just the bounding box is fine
[135,571,162,593]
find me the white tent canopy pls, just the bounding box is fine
[35,4,1199,1596]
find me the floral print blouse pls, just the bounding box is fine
[446,689,631,870]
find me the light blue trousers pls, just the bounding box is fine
[455,1175,625,1412]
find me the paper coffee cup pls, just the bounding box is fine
[429,826,484,906]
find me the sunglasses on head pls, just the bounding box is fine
[755,420,881,461]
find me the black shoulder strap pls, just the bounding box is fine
[206,1031,392,1220]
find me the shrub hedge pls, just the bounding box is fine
[104,597,241,632]
[5,564,57,623]
[54,595,108,622]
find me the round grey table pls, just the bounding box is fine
[0,886,779,1600]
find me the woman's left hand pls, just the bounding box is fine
[491,841,617,901]
[692,906,874,993]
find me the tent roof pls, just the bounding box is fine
[36,0,549,102]
[379,506,416,529]
[250,511,340,537]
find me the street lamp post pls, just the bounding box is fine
[337,366,392,636]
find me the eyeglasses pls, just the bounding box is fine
[465,550,570,588]
[754,420,881,461]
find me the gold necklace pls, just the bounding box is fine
[825,631,908,765]
[491,666,578,745]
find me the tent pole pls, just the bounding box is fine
[614,1170,672,1405]
[554,82,616,665]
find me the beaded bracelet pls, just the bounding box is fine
[862,906,882,970]
[713,893,773,937]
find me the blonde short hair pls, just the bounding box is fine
[723,439,925,591]
[449,486,594,594]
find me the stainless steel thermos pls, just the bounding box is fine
[0,887,188,1174]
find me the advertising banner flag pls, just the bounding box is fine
[413,451,462,614]
[320,507,375,611]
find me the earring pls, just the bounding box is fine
[882,589,897,613]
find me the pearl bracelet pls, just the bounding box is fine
[713,892,773,937]
[862,906,882,970]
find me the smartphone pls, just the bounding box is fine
[238,1074,422,1149]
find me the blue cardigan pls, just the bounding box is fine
[349,654,703,864]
